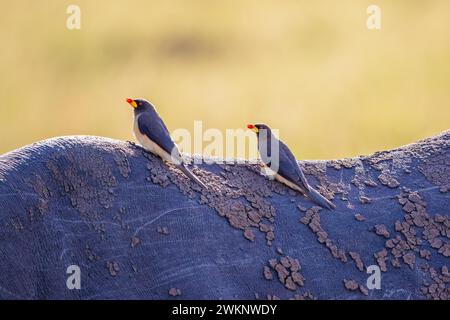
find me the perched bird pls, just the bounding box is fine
[248,123,336,210]
[126,98,206,189]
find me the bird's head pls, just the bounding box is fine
[126,98,155,113]
[247,123,271,135]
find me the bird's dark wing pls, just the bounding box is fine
[276,141,311,191]
[137,112,178,156]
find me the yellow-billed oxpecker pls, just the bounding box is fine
[126,98,206,189]
[248,123,336,210]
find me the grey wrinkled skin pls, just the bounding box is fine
[0,132,449,300]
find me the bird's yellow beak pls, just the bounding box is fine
[247,124,259,133]
[126,98,138,108]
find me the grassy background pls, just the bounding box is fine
[1,0,449,159]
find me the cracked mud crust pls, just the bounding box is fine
[0,130,448,300]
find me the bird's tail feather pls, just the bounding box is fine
[177,164,207,189]
[306,187,336,210]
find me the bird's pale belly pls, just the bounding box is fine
[133,118,172,162]
[263,166,307,195]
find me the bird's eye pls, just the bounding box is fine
[138,102,142,106]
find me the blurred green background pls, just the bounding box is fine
[1,0,449,159]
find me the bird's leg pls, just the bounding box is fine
[127,140,147,152]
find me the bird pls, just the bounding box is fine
[247,123,336,210]
[126,98,206,189]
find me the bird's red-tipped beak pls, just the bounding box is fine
[126,98,138,108]
[247,124,258,133]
